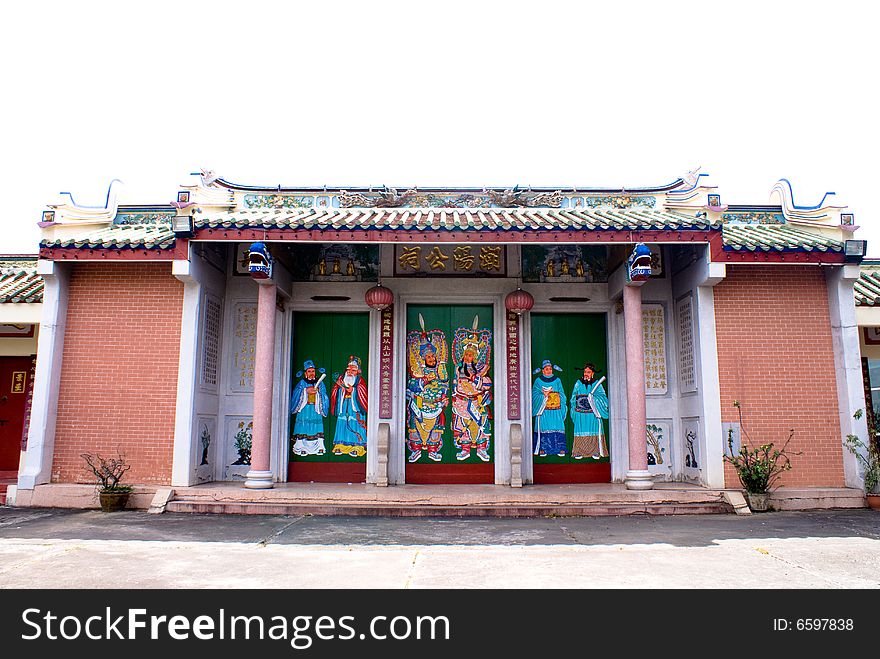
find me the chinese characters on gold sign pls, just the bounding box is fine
[232,303,257,392]
[11,371,26,394]
[506,311,521,420]
[395,245,506,276]
[379,306,394,419]
[642,304,667,395]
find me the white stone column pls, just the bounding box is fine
[170,253,204,487]
[826,264,868,488]
[17,260,70,492]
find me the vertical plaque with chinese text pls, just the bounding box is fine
[506,311,521,420]
[379,305,394,419]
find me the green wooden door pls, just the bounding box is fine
[405,304,494,483]
[289,312,369,482]
[530,313,611,483]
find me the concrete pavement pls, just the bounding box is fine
[0,507,878,588]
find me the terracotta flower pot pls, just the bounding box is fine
[99,491,131,512]
[867,494,880,511]
[745,492,770,512]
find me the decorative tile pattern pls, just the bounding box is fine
[855,265,880,306]
[0,259,42,303]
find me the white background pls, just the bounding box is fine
[1,0,876,254]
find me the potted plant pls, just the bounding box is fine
[81,451,132,512]
[723,401,796,512]
[845,409,880,510]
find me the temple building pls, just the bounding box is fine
[0,256,41,505]
[6,170,873,511]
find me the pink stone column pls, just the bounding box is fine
[623,284,653,490]
[244,280,277,489]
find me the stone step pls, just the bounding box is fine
[769,488,867,511]
[165,499,732,517]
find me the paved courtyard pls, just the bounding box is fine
[0,507,877,588]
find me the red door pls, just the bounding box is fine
[0,356,33,473]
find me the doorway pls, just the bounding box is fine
[529,313,611,483]
[404,304,494,484]
[0,356,32,475]
[288,312,369,483]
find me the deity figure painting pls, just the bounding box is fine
[532,360,567,456]
[406,314,449,462]
[570,362,609,459]
[330,355,369,457]
[451,316,492,461]
[291,359,330,456]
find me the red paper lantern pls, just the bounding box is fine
[365,284,394,311]
[505,288,534,315]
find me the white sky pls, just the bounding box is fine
[1,0,877,254]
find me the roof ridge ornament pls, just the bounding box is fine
[483,187,563,207]
[339,187,418,208]
[769,178,845,223]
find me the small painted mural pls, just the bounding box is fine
[200,423,211,466]
[646,421,673,478]
[682,419,701,476]
[289,243,380,282]
[290,360,330,456]
[720,212,785,224]
[195,416,216,484]
[532,360,567,457]
[114,212,174,226]
[329,356,368,458]
[570,363,609,459]
[406,316,450,462]
[521,245,608,283]
[243,194,315,209]
[584,195,656,209]
[450,317,493,461]
[231,420,253,466]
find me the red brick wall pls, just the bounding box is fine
[52,263,183,485]
[714,265,844,487]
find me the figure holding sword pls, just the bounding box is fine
[570,362,609,460]
[291,359,330,456]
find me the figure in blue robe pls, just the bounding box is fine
[532,359,567,456]
[291,359,330,456]
[571,362,609,459]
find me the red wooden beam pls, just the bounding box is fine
[39,247,174,261]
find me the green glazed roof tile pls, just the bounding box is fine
[0,258,43,303]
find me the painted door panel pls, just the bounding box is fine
[0,356,32,472]
[289,312,369,483]
[405,304,494,484]
[530,313,611,483]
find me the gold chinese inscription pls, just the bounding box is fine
[425,246,449,270]
[398,246,422,271]
[479,246,502,271]
[453,246,475,271]
[11,371,26,394]
[394,244,507,276]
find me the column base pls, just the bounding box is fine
[243,470,275,489]
[624,469,654,491]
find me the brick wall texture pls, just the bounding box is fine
[714,265,844,487]
[51,263,183,485]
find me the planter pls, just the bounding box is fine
[99,490,131,512]
[745,492,770,512]
[867,494,880,511]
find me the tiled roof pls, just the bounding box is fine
[0,258,42,303]
[855,265,880,306]
[193,207,716,232]
[720,223,843,253]
[40,224,176,250]
[37,208,845,255]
